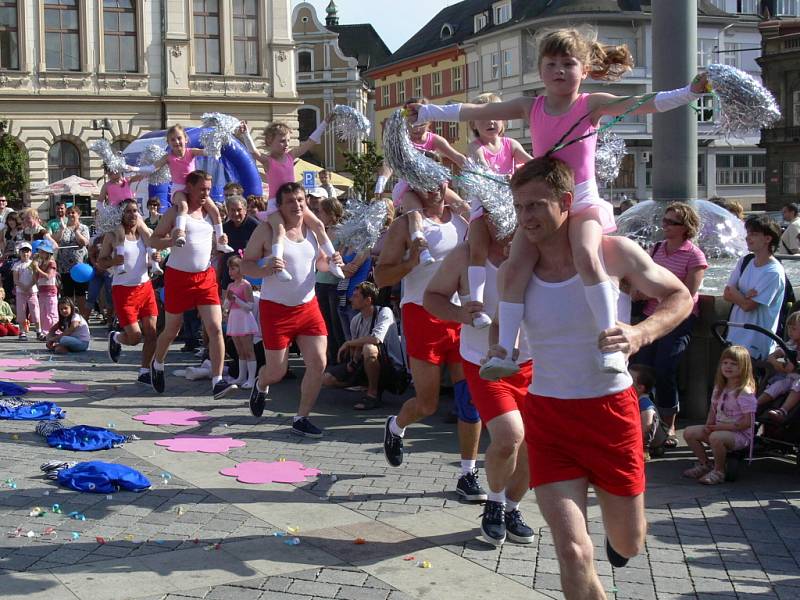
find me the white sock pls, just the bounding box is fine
[211,375,222,386]
[321,239,336,257]
[389,416,405,437]
[112,331,122,344]
[487,490,506,504]
[467,266,487,304]
[246,360,257,383]
[236,360,247,383]
[505,499,520,512]
[411,230,425,242]
[174,215,187,232]
[461,459,476,475]
[256,381,269,394]
[584,280,617,332]
[498,302,524,355]
[293,415,303,423]
[139,367,149,375]
[153,360,164,370]
[271,243,283,260]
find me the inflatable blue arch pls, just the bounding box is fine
[122,127,263,212]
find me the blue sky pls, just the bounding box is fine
[292,0,456,52]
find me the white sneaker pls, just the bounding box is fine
[472,312,492,329]
[419,249,436,266]
[275,269,293,282]
[600,351,628,374]
[479,357,520,381]
[329,262,345,279]
[216,242,234,253]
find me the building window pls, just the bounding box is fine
[45,0,80,71]
[645,153,705,187]
[233,0,258,75]
[493,1,511,25]
[502,49,513,77]
[396,80,405,104]
[707,0,725,8]
[433,121,444,136]
[723,41,740,68]
[103,0,137,73]
[697,38,715,67]
[467,60,478,88]
[452,66,463,91]
[473,12,487,33]
[48,140,81,183]
[784,161,800,194]
[447,122,458,140]
[193,0,220,74]
[717,153,765,185]
[297,49,312,73]
[737,0,759,13]
[381,85,389,108]
[0,0,19,70]
[432,71,442,96]
[440,23,453,40]
[777,0,800,15]
[490,52,500,80]
[697,95,715,123]
[412,76,422,98]
[793,90,800,126]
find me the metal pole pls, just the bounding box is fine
[652,0,698,202]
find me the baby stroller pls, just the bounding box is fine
[712,320,800,477]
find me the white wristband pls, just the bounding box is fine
[309,121,328,143]
[241,130,258,154]
[653,85,702,113]
[374,175,388,194]
[132,164,155,175]
[416,103,461,124]
[213,223,224,237]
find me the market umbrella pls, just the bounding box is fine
[31,176,100,196]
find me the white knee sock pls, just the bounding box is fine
[498,302,524,355]
[246,360,257,385]
[174,215,187,233]
[235,359,247,384]
[584,280,616,332]
[271,243,283,260]
[505,498,519,512]
[467,266,487,304]
[320,239,336,257]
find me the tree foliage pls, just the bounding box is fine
[0,135,28,206]
[342,141,383,201]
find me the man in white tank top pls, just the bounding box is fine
[98,200,158,384]
[242,182,343,438]
[425,227,534,548]
[148,170,236,400]
[490,158,692,596]
[374,188,487,502]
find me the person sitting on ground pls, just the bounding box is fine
[682,345,756,485]
[322,282,404,410]
[0,288,20,337]
[629,364,666,460]
[45,297,91,353]
[757,312,800,424]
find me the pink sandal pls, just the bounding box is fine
[683,463,712,479]
[699,469,726,485]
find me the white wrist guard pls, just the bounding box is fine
[241,131,258,154]
[213,223,224,237]
[653,85,702,112]
[416,103,461,124]
[309,121,328,143]
[134,164,155,175]
[374,175,388,194]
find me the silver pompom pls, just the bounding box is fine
[595,132,626,185]
[89,139,128,175]
[707,63,781,138]
[382,109,450,193]
[200,112,241,159]
[331,105,371,142]
[333,199,389,254]
[94,203,123,236]
[455,159,516,241]
[138,144,171,185]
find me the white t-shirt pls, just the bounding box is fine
[12,260,36,292]
[780,218,800,254]
[67,314,91,342]
[727,255,786,359]
[349,306,404,368]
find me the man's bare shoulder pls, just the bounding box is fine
[601,235,647,277]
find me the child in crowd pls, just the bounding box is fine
[683,345,757,485]
[224,182,244,202]
[246,195,266,219]
[129,124,231,252]
[32,241,58,339]
[45,297,91,354]
[238,118,344,280]
[0,288,20,336]
[223,255,259,389]
[464,92,532,328]
[12,241,39,340]
[630,364,667,460]
[758,311,800,424]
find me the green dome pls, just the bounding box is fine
[325,1,337,15]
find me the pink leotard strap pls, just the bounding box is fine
[106,179,133,206]
[530,93,595,184]
[480,137,515,176]
[266,154,295,200]
[167,152,197,186]
[411,131,437,152]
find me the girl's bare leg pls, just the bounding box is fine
[403,190,435,266]
[113,226,127,275]
[172,198,188,247]
[266,212,292,282]
[468,216,492,329]
[303,207,344,278]
[205,199,233,252]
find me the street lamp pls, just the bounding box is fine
[91,118,113,141]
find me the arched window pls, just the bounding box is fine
[111,139,130,153]
[48,140,81,183]
[440,23,453,40]
[298,50,312,73]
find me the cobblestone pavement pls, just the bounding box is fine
[0,331,798,599]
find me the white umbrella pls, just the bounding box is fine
[31,175,100,196]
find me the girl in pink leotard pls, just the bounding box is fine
[412,28,709,378]
[237,118,344,280]
[464,92,532,329]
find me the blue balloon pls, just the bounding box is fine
[69,263,93,283]
[245,276,262,286]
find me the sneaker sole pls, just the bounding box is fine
[506,530,535,544]
[214,384,238,400]
[480,524,506,547]
[291,427,322,438]
[456,489,488,502]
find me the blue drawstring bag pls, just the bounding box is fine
[56,461,151,494]
[0,401,65,420]
[46,425,126,451]
[0,382,28,396]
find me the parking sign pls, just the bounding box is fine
[303,171,316,189]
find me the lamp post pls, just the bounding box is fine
[91,118,113,142]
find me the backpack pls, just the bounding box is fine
[735,254,795,339]
[56,461,151,494]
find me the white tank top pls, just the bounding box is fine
[522,271,633,399]
[261,227,318,306]
[459,259,531,366]
[167,214,213,273]
[400,212,468,307]
[113,236,149,287]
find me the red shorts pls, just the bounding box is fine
[259,298,327,350]
[164,266,220,314]
[402,303,461,366]
[463,360,533,424]
[112,281,159,328]
[521,386,644,497]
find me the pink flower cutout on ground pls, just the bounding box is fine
[2,370,54,381]
[220,461,321,484]
[133,411,212,426]
[0,358,41,367]
[155,436,246,453]
[27,382,87,393]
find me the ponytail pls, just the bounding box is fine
[587,41,634,81]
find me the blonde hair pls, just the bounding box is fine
[166,124,187,139]
[264,123,291,143]
[469,92,504,138]
[538,28,634,81]
[664,202,700,240]
[786,311,800,329]
[320,197,344,224]
[227,254,242,269]
[713,345,755,396]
